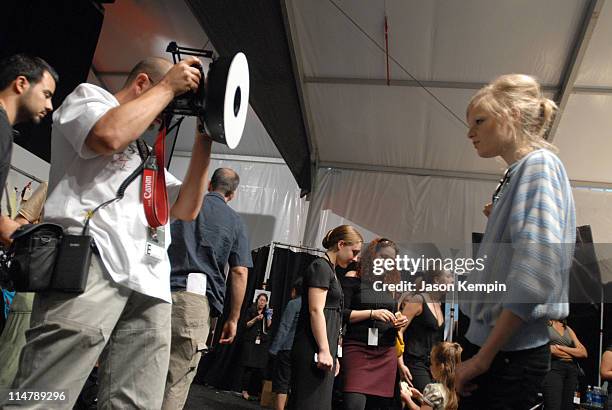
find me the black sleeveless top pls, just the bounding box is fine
[403,294,444,363]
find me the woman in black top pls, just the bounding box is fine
[289,225,363,410]
[601,343,612,410]
[341,238,409,410]
[541,319,587,410]
[398,270,452,392]
[240,292,272,400]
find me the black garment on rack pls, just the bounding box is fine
[196,245,317,391]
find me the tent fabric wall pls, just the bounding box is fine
[304,167,612,248]
[169,156,308,250]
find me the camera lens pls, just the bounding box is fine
[233,87,241,117]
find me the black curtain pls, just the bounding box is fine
[0,0,105,161]
[267,248,318,337]
[196,246,317,391]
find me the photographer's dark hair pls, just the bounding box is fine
[0,54,58,91]
[211,168,240,196]
[124,57,171,86]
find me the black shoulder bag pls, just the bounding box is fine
[5,139,151,293]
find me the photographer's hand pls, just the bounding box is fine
[159,56,202,97]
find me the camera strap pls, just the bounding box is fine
[82,115,181,236]
[141,121,169,228]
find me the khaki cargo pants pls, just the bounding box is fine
[3,254,171,409]
[161,291,210,410]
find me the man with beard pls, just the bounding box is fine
[0,54,57,245]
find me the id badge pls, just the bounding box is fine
[255,336,261,345]
[368,328,379,346]
[145,226,165,261]
[337,345,343,358]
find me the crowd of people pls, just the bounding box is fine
[0,49,609,410]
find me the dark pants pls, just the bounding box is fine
[343,392,392,410]
[458,338,550,410]
[541,359,578,410]
[272,350,292,394]
[241,366,263,394]
[404,357,432,393]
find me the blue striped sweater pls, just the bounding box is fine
[462,149,576,351]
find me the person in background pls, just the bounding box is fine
[399,270,451,392]
[600,341,612,410]
[0,181,47,389]
[289,225,363,410]
[401,342,462,410]
[240,292,272,400]
[269,277,303,410]
[456,74,576,409]
[541,319,588,410]
[341,238,408,410]
[0,54,57,245]
[163,167,251,410]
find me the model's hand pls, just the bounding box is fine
[256,313,264,321]
[399,389,420,410]
[160,56,201,97]
[219,319,238,344]
[393,313,409,328]
[316,349,334,372]
[483,202,493,217]
[399,363,413,383]
[334,358,340,377]
[371,309,396,322]
[409,387,423,401]
[455,354,489,396]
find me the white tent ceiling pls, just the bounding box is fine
[90,0,611,187]
[284,0,612,186]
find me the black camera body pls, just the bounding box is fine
[163,42,249,150]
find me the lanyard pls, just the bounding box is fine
[141,122,169,228]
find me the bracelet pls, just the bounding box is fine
[369,309,373,320]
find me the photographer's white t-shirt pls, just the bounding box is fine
[45,83,181,302]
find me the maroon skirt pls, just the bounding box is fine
[342,340,397,397]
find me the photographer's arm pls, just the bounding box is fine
[170,130,212,220]
[85,57,201,155]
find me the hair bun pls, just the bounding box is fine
[322,229,333,249]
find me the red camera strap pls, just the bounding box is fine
[141,124,169,228]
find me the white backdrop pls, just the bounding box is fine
[169,155,308,250]
[304,168,612,249]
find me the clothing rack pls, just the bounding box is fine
[263,241,325,283]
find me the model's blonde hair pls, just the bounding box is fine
[467,74,558,156]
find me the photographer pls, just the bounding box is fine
[0,54,57,245]
[8,56,212,409]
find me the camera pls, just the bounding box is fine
[163,42,250,149]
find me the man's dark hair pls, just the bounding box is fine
[124,57,171,87]
[211,168,240,196]
[0,54,59,91]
